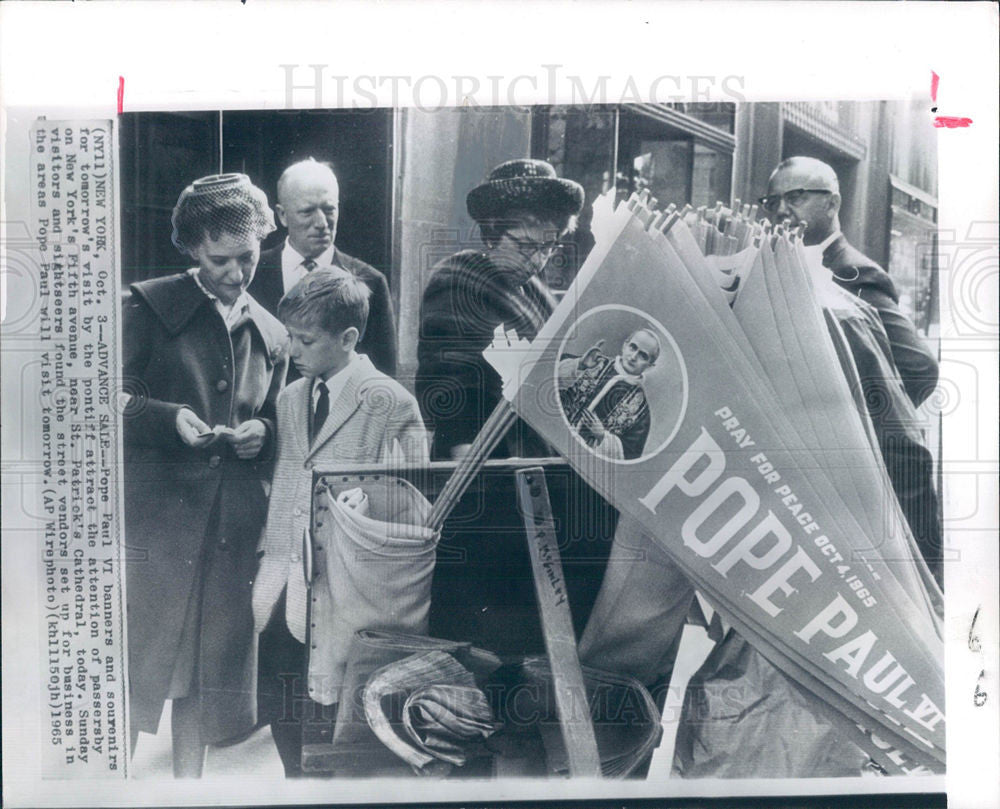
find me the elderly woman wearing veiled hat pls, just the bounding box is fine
[122,174,288,776]
[416,159,584,461]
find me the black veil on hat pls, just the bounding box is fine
[170,173,275,254]
[466,159,585,224]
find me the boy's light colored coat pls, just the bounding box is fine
[253,354,428,639]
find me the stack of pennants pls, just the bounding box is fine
[499,191,945,775]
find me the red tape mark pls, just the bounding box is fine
[930,70,972,128]
[117,76,124,115]
[933,116,973,128]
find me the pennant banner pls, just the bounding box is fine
[503,197,945,770]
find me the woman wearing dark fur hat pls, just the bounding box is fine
[416,159,584,460]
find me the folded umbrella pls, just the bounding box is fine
[403,683,498,766]
[364,650,497,774]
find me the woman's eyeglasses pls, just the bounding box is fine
[504,233,563,259]
[757,188,833,212]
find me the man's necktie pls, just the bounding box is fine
[311,381,329,442]
[303,258,318,272]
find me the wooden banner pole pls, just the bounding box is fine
[515,467,602,778]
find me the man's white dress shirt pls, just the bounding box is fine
[281,241,343,294]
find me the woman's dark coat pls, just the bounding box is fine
[122,272,287,743]
[415,250,556,460]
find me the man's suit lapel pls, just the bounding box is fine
[305,359,369,460]
[249,245,285,317]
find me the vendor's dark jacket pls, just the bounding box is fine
[824,234,938,407]
[577,291,944,715]
[415,250,556,460]
[826,292,943,588]
[122,272,288,743]
[248,243,397,379]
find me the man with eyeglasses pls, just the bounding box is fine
[416,160,606,657]
[764,156,943,586]
[762,156,938,406]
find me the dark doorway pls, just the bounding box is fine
[222,110,393,275]
[119,111,222,285]
[118,109,394,287]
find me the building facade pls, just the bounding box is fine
[120,100,939,386]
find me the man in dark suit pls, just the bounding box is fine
[248,159,397,378]
[761,156,938,406]
[763,155,943,584]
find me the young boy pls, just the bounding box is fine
[252,270,428,777]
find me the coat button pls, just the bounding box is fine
[291,552,301,563]
[216,379,229,392]
[304,461,314,471]
[293,506,303,516]
[208,455,222,468]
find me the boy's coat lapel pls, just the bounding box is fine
[290,380,312,459]
[305,357,370,459]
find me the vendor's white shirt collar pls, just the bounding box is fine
[802,229,841,272]
[801,230,849,307]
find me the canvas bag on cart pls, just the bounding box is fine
[309,474,438,705]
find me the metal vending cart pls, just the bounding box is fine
[298,458,662,778]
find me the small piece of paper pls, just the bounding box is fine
[481,324,537,401]
[196,424,237,441]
